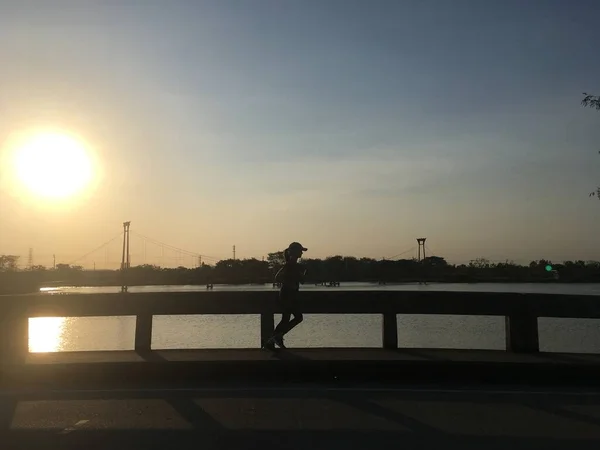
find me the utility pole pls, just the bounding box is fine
[233,245,236,260]
[53,254,56,270]
[27,248,33,270]
[198,255,202,267]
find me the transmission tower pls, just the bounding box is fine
[417,238,427,262]
[27,248,33,269]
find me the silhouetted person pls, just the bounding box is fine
[263,242,307,350]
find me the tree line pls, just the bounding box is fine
[2,252,600,289]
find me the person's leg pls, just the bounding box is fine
[274,312,303,337]
[273,290,294,336]
[264,311,289,349]
[283,312,303,334]
[273,311,291,335]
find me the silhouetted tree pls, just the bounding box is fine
[469,258,491,269]
[422,256,448,268]
[582,93,600,110]
[56,263,83,272]
[0,255,19,271]
[582,93,600,199]
[3,252,600,287]
[267,251,285,270]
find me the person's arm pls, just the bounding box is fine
[299,266,307,284]
[275,265,286,283]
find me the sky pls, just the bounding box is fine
[0,0,599,268]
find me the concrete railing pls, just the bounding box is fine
[1,290,599,363]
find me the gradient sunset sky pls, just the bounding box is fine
[1,0,599,268]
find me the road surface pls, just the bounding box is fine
[1,382,600,449]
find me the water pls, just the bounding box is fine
[38,282,600,295]
[29,283,600,354]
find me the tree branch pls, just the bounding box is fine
[582,93,600,110]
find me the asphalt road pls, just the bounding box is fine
[1,383,600,449]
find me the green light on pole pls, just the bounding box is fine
[545,264,553,272]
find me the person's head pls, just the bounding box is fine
[286,242,307,261]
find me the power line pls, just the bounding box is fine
[130,232,203,257]
[140,234,219,261]
[130,231,220,261]
[387,247,416,260]
[67,233,123,265]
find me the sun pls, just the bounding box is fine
[12,132,94,199]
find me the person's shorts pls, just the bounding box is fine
[279,289,301,314]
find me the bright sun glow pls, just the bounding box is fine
[29,317,65,352]
[13,133,94,199]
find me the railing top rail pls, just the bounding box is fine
[0,290,598,319]
[5,289,600,297]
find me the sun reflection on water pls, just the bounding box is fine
[29,317,66,352]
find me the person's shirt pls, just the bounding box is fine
[275,262,305,291]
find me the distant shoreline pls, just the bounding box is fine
[35,279,588,289]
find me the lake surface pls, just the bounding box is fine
[29,283,600,354]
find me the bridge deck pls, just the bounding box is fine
[2,382,600,449]
[3,350,600,448]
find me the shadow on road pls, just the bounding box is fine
[135,350,224,430]
[0,396,17,431]
[2,429,599,450]
[1,384,600,449]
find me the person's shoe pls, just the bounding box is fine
[262,337,276,351]
[273,334,286,349]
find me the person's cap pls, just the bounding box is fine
[288,242,307,252]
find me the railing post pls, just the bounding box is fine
[505,314,539,353]
[135,314,153,352]
[382,313,398,349]
[0,307,29,365]
[16,316,29,363]
[260,313,274,345]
